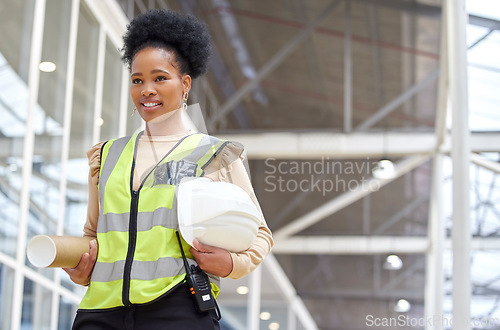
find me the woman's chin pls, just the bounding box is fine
[145,108,180,124]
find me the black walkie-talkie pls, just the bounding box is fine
[176,232,221,319]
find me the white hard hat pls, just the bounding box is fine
[177,177,261,252]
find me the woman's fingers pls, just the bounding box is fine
[62,239,98,286]
[190,239,233,277]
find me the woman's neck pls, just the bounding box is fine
[144,108,190,136]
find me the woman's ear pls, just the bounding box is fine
[182,74,192,94]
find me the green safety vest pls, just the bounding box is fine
[79,132,229,310]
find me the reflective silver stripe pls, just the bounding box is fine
[138,207,177,231]
[96,213,128,233]
[98,136,132,199]
[181,134,217,163]
[93,258,221,287]
[92,257,195,282]
[98,208,177,233]
[98,135,135,227]
[92,259,220,287]
[201,141,230,171]
[131,257,195,281]
[91,260,125,282]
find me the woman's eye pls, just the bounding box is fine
[156,76,167,82]
[132,78,142,84]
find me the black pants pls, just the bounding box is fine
[72,284,220,330]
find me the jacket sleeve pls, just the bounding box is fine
[82,142,105,239]
[204,142,274,279]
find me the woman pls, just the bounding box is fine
[64,9,273,330]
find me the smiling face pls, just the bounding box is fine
[130,47,191,123]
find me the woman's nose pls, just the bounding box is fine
[142,84,157,96]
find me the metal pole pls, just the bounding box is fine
[424,6,448,328]
[51,0,80,328]
[447,0,471,329]
[263,254,318,330]
[92,26,106,145]
[11,1,46,329]
[425,154,445,330]
[118,66,130,137]
[287,306,297,330]
[344,0,352,133]
[246,265,262,330]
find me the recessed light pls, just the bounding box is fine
[260,312,271,320]
[372,159,396,179]
[236,286,249,295]
[268,322,280,330]
[394,299,411,312]
[384,254,403,270]
[39,61,56,72]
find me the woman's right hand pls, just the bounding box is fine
[63,239,98,286]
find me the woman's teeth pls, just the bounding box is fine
[143,102,160,107]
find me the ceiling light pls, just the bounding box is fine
[268,322,280,330]
[372,159,396,179]
[384,254,403,270]
[260,312,271,320]
[236,286,249,295]
[394,299,411,313]
[39,61,56,72]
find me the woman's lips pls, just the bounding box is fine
[142,102,162,111]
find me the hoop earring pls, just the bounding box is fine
[132,106,136,117]
[182,92,188,111]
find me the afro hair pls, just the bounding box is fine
[122,9,211,79]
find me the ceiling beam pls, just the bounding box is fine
[179,0,251,129]
[355,69,439,131]
[372,194,428,235]
[273,236,429,254]
[272,154,431,242]
[1,132,497,160]
[354,0,441,17]
[214,132,500,159]
[272,236,500,254]
[470,153,500,174]
[217,132,437,159]
[206,0,341,129]
[468,14,500,30]
[263,254,318,330]
[355,0,500,33]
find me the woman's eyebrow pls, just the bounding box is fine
[131,69,171,77]
[151,69,171,75]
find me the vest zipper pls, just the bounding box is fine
[122,189,139,306]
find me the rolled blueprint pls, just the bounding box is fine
[27,235,93,268]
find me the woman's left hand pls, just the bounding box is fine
[190,240,233,277]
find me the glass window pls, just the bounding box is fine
[27,0,73,261]
[21,278,52,329]
[0,0,34,258]
[67,3,100,236]
[0,264,15,330]
[100,37,123,142]
[58,295,79,329]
